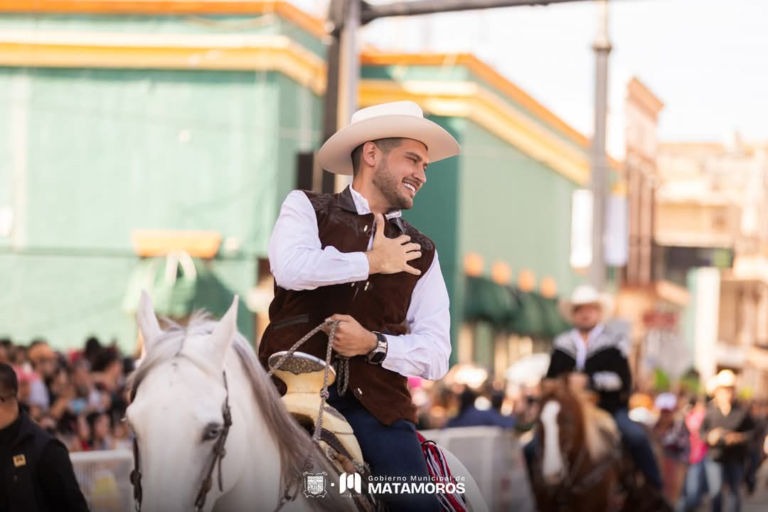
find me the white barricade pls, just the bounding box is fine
[70,450,134,512]
[420,427,535,512]
[68,430,534,512]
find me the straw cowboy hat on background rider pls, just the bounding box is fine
[259,101,460,512]
[557,284,614,326]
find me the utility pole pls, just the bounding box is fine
[589,0,612,290]
[321,0,617,290]
[320,0,601,193]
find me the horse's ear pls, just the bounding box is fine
[209,296,239,369]
[137,290,162,354]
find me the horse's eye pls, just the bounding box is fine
[203,424,222,442]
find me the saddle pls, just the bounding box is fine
[269,351,469,512]
[268,351,366,474]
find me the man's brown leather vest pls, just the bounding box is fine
[259,187,436,425]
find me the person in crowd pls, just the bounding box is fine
[445,387,515,429]
[653,392,690,505]
[87,411,114,451]
[27,341,57,415]
[700,370,754,512]
[680,395,712,512]
[744,400,766,496]
[0,363,89,512]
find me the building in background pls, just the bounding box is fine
[0,1,590,373]
[0,1,327,351]
[658,138,768,396]
[616,78,689,391]
[360,52,618,374]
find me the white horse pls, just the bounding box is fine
[127,292,487,512]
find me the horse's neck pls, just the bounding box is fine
[222,351,286,510]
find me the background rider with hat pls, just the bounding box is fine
[525,285,663,491]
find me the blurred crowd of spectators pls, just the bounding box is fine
[0,337,134,453]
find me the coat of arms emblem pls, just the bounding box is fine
[303,471,328,498]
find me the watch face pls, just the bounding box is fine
[370,350,385,364]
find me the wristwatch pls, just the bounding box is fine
[366,331,388,364]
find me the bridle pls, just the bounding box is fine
[130,371,233,512]
[128,320,344,512]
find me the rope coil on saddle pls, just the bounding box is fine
[267,320,369,509]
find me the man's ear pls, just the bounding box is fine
[362,141,380,168]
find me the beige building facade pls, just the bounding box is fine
[657,137,768,396]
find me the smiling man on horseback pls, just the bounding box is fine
[525,285,663,494]
[259,101,460,512]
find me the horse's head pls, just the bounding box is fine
[126,293,249,512]
[537,375,589,486]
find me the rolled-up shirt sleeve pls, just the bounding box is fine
[269,190,369,290]
[381,251,451,380]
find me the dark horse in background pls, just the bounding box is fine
[530,376,670,512]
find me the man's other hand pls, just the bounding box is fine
[322,314,378,357]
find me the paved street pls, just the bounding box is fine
[744,463,768,512]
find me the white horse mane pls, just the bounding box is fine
[130,312,356,512]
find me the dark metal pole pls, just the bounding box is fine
[320,0,361,193]
[362,0,596,23]
[320,0,345,193]
[589,0,612,290]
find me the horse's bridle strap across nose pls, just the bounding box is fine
[194,370,233,512]
[130,370,233,512]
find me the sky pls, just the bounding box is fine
[292,0,768,157]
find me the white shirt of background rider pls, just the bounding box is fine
[569,324,622,392]
[268,187,451,381]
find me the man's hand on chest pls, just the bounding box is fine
[366,213,422,276]
[322,314,378,357]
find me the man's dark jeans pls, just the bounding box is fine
[328,386,442,512]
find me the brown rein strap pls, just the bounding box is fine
[194,371,233,512]
[130,370,233,512]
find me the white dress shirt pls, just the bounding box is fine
[268,187,451,381]
[569,323,605,371]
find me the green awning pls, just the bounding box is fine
[506,291,571,338]
[506,290,545,336]
[538,295,572,338]
[123,254,253,340]
[464,276,570,338]
[464,276,516,326]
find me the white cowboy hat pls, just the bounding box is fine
[558,285,614,323]
[706,369,737,394]
[316,101,460,176]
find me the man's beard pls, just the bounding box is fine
[372,160,412,211]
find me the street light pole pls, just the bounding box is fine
[320,0,616,208]
[361,0,596,22]
[589,0,612,291]
[320,0,362,193]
